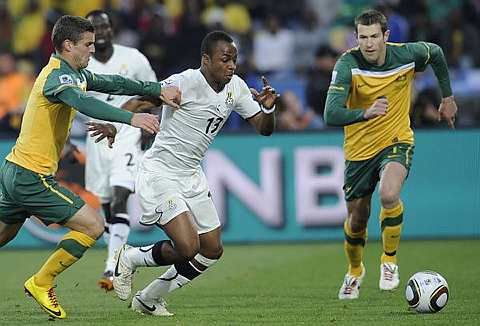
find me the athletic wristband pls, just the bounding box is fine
[261,104,276,114]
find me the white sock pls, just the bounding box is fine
[141,254,218,301]
[106,220,130,272]
[126,244,159,268]
[141,265,192,301]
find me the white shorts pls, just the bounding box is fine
[85,125,142,203]
[136,168,221,234]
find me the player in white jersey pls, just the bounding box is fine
[112,31,278,316]
[85,11,158,291]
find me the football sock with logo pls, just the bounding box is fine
[344,220,367,278]
[34,231,95,287]
[140,254,218,301]
[380,200,403,264]
[106,214,130,272]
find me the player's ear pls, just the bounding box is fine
[384,30,390,42]
[63,39,73,52]
[201,53,210,65]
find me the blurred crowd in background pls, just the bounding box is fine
[1,0,480,139]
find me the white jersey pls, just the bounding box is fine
[141,69,261,175]
[86,44,157,135]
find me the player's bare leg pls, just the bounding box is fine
[378,162,407,290]
[339,195,371,299]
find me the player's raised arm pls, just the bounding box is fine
[244,76,277,136]
[409,42,457,128]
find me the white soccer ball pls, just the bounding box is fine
[405,270,449,313]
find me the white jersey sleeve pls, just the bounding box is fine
[234,78,262,119]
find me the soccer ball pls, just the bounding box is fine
[405,271,449,313]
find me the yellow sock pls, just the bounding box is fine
[344,220,367,277]
[380,201,404,264]
[34,231,95,287]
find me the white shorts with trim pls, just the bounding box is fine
[85,125,142,203]
[136,168,220,234]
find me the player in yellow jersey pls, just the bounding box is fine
[324,10,457,300]
[0,15,180,319]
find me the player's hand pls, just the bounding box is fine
[160,86,181,110]
[438,96,457,129]
[250,76,280,110]
[364,97,388,120]
[86,122,117,148]
[131,112,160,134]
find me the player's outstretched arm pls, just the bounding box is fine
[57,87,159,134]
[84,71,181,109]
[247,76,278,136]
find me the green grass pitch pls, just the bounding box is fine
[0,240,479,325]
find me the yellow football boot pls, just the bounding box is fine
[24,276,66,319]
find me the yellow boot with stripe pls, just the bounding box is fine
[24,276,66,319]
[24,230,95,319]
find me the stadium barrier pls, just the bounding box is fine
[1,129,479,248]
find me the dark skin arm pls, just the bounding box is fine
[121,96,163,113]
[247,76,278,136]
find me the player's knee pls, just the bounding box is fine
[175,238,200,261]
[110,187,131,215]
[348,213,368,233]
[88,215,105,239]
[379,189,399,207]
[110,199,128,216]
[209,244,223,260]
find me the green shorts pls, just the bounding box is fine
[343,143,415,201]
[0,160,85,225]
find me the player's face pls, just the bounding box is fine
[356,23,389,65]
[205,41,237,85]
[88,14,113,50]
[71,32,95,69]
